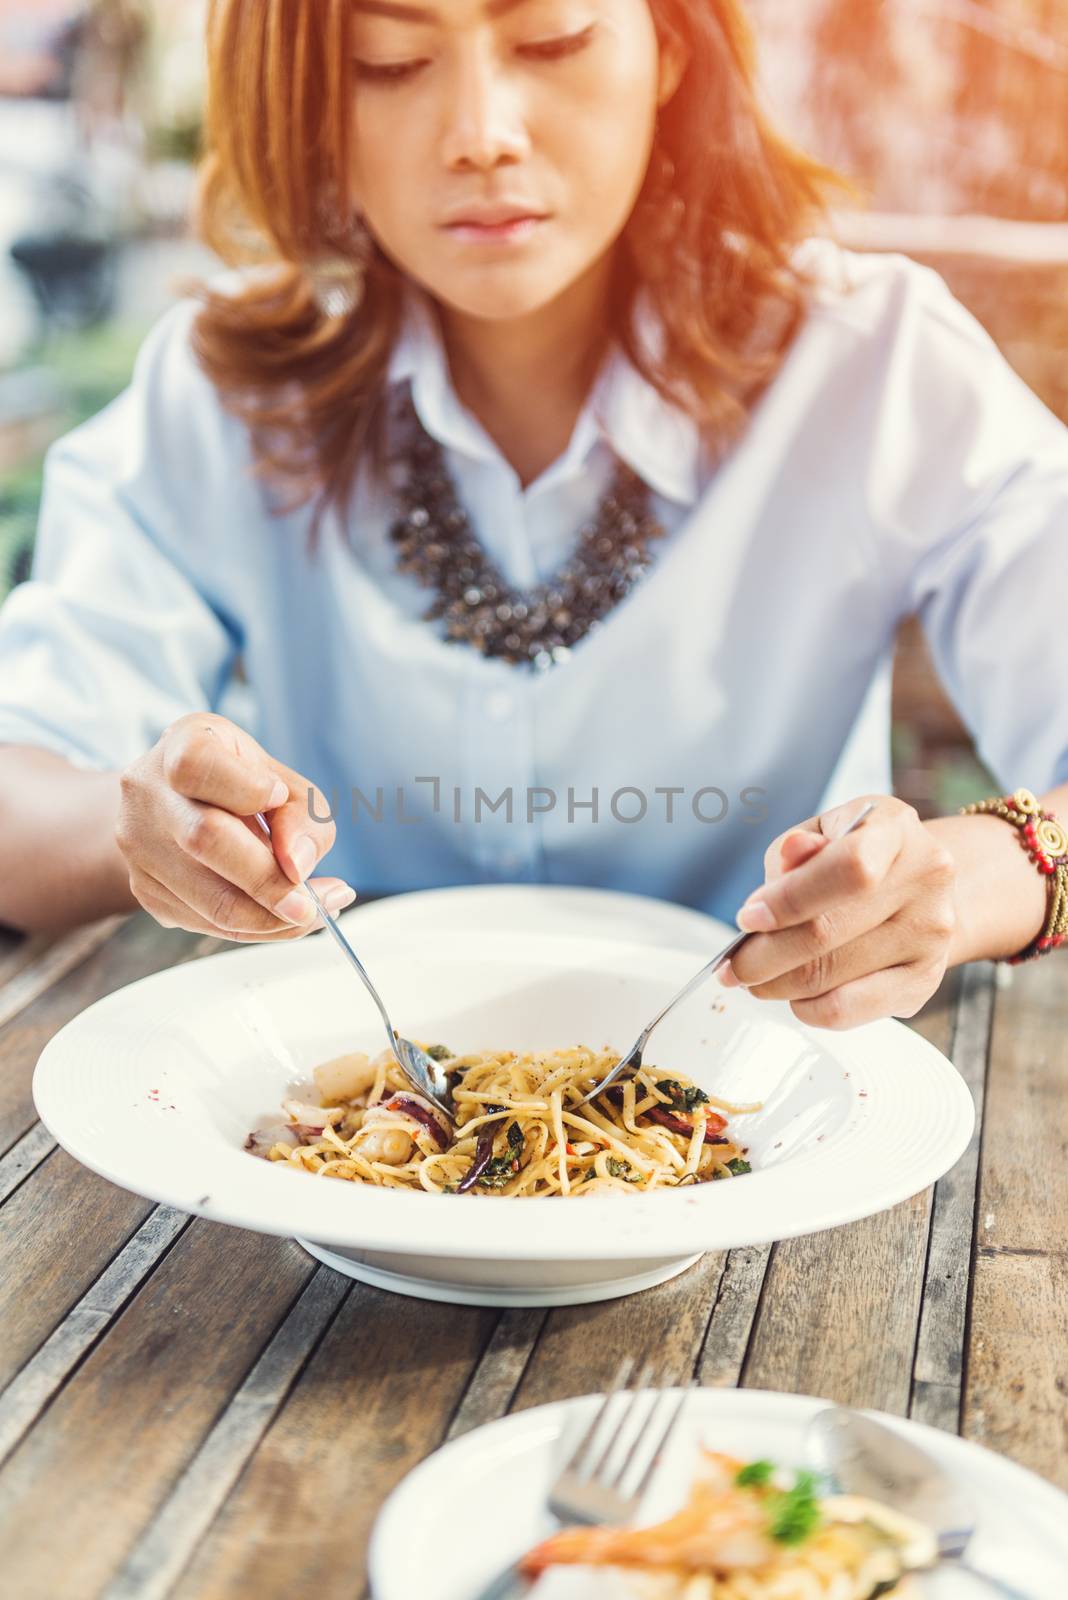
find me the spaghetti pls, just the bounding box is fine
[245,1043,759,1196]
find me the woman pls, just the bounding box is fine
[0,0,1065,1030]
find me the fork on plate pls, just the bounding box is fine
[472,1361,692,1600]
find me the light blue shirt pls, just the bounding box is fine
[1,238,1066,924]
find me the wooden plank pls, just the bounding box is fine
[0,1222,315,1599]
[515,1254,726,1413]
[0,1120,55,1204]
[696,1245,772,1389]
[447,1310,546,1440]
[0,914,212,1156]
[741,1192,933,1413]
[436,1250,758,1441]
[909,962,995,1432]
[0,916,128,1030]
[965,1252,1068,1493]
[170,1286,495,1600]
[103,1267,351,1600]
[0,1206,188,1463]
[964,955,1068,1488]
[741,971,961,1414]
[0,1150,156,1393]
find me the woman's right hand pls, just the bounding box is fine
[115,712,356,941]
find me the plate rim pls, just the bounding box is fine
[31,887,975,1260]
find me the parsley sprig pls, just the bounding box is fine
[711,1157,752,1180]
[656,1078,710,1113]
[733,1461,822,1546]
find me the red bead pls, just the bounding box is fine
[1039,937,1051,949]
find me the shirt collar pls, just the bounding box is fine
[385,282,702,507]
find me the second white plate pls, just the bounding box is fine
[370,1388,1067,1600]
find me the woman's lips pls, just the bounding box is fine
[442,215,547,244]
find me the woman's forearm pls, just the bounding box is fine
[0,746,138,934]
[925,781,1068,966]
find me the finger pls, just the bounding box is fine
[132,864,355,941]
[738,918,913,1002]
[737,813,904,933]
[163,715,288,817]
[775,830,828,877]
[787,959,944,1030]
[763,818,821,881]
[258,767,339,887]
[128,865,219,935]
[155,848,314,934]
[170,795,355,925]
[150,833,353,936]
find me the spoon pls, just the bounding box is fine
[253,811,454,1122]
[807,1406,1036,1599]
[578,800,876,1106]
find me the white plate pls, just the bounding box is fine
[32,886,974,1305]
[369,1389,1068,1600]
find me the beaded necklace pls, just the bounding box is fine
[387,392,667,672]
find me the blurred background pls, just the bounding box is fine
[0,0,1064,815]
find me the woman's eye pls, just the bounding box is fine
[519,24,596,61]
[353,58,427,83]
[353,23,595,84]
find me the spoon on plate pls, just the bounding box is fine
[253,811,454,1123]
[578,801,876,1106]
[807,1407,1036,1598]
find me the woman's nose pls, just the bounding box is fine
[439,43,530,172]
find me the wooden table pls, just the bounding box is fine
[1,908,1065,1599]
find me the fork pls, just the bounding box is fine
[472,1362,693,1600]
[578,800,877,1105]
[252,810,454,1121]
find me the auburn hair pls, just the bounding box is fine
[191,0,849,554]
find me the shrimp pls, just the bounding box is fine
[521,1454,777,1577]
[312,1050,376,1102]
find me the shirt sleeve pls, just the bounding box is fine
[0,300,245,772]
[859,255,1068,796]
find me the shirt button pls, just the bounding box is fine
[485,691,513,720]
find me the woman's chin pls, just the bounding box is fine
[418,262,589,324]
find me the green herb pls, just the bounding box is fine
[767,1470,821,1546]
[606,1157,643,1184]
[426,1043,453,1061]
[477,1154,519,1189]
[727,1158,752,1176]
[507,1121,524,1152]
[656,1078,711,1113]
[441,1183,458,1195]
[734,1459,775,1488]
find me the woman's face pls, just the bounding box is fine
[348,0,686,323]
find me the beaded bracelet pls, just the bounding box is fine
[959,787,1068,962]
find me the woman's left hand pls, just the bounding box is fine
[720,795,959,1028]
